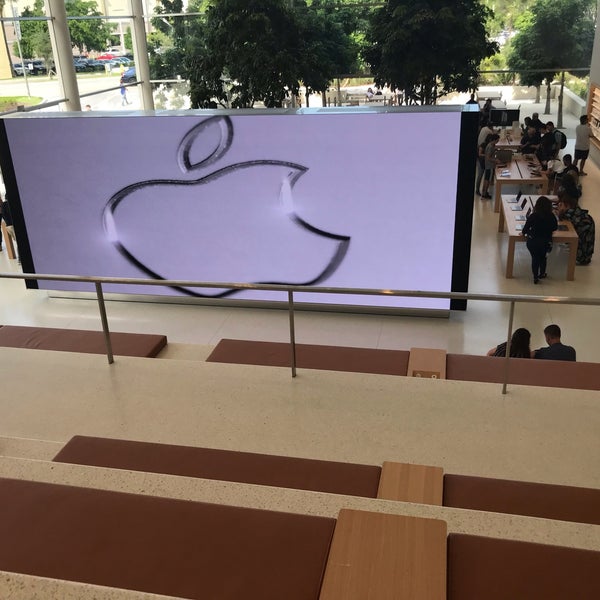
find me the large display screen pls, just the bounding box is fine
[0,107,477,311]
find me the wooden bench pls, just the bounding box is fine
[207,338,410,376]
[53,435,444,506]
[0,325,167,358]
[444,473,600,525]
[446,353,600,391]
[53,436,600,525]
[0,477,335,600]
[448,534,600,599]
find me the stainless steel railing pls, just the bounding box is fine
[1,271,599,393]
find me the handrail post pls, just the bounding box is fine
[288,290,297,378]
[95,282,114,365]
[502,300,516,395]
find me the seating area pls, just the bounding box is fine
[0,433,598,598]
[0,325,167,357]
[207,338,600,390]
[53,435,600,526]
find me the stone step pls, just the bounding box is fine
[156,342,216,361]
[0,455,596,554]
[0,435,62,460]
[0,570,183,600]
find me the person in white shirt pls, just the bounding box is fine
[574,115,592,175]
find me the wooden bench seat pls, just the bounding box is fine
[448,534,600,599]
[446,353,600,390]
[444,473,600,525]
[0,325,167,357]
[53,435,383,498]
[0,477,335,600]
[54,436,600,525]
[207,338,410,376]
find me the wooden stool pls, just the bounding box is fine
[320,509,447,600]
[377,461,444,505]
[408,347,447,379]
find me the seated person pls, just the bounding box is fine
[487,327,532,358]
[521,116,532,135]
[556,196,595,265]
[552,154,579,193]
[519,126,541,155]
[533,324,576,361]
[557,170,581,202]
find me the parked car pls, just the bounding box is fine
[73,58,94,72]
[13,60,47,76]
[86,60,109,72]
[111,57,132,66]
[121,66,136,83]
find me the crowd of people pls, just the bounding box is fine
[487,324,576,361]
[475,101,596,280]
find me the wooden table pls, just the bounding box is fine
[498,194,579,280]
[495,136,521,151]
[494,156,546,213]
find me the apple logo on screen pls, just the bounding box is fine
[102,115,351,297]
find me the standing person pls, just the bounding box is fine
[0,196,3,252]
[481,98,493,125]
[466,92,478,105]
[477,118,495,147]
[530,112,544,132]
[574,115,592,175]
[521,195,557,284]
[476,133,493,196]
[481,133,500,199]
[487,327,532,358]
[1,197,18,261]
[533,324,576,361]
[556,196,595,265]
[120,81,130,106]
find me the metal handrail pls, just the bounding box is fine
[2,271,598,392]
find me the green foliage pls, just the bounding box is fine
[149,0,187,80]
[479,42,515,85]
[65,0,116,53]
[184,0,360,108]
[293,0,360,93]
[123,27,132,52]
[508,0,595,86]
[16,0,46,59]
[482,0,532,36]
[364,0,497,104]
[0,95,43,111]
[566,73,589,99]
[17,0,115,60]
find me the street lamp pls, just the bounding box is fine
[11,0,31,96]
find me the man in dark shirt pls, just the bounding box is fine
[534,324,576,361]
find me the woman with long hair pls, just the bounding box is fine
[522,196,557,283]
[487,327,532,358]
